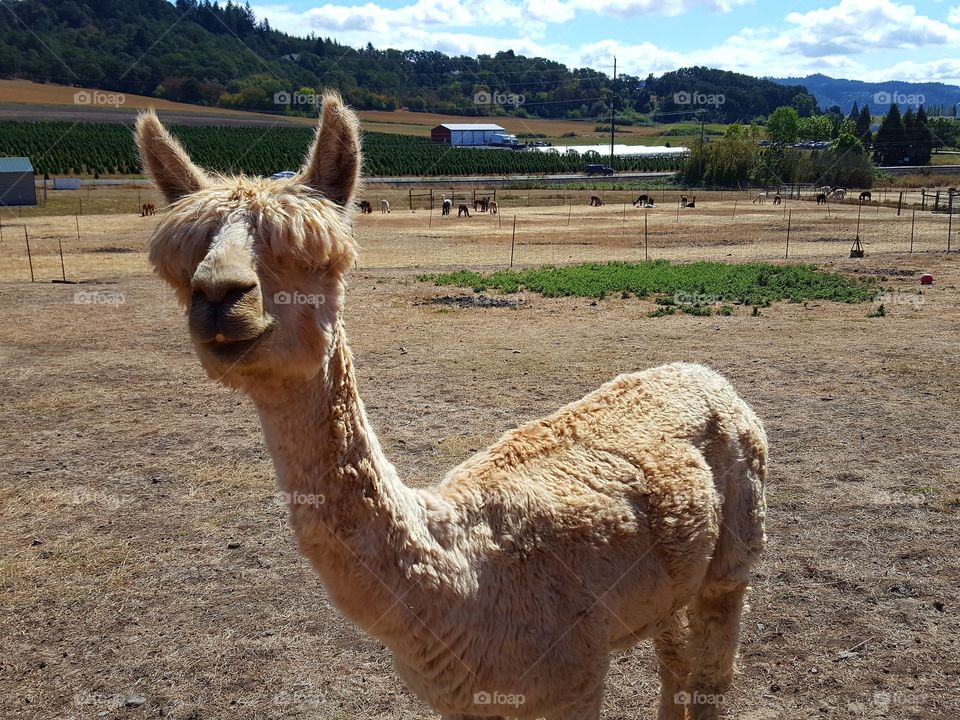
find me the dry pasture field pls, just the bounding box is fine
[3,185,958,282]
[1,189,959,720]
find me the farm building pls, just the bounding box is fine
[0,157,37,206]
[430,124,506,146]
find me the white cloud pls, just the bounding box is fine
[862,57,960,84]
[254,0,960,87]
[947,4,960,23]
[574,0,752,18]
[782,0,960,56]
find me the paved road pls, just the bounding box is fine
[366,172,676,185]
[44,172,676,188]
[878,165,960,175]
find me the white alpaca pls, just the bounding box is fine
[136,93,767,720]
[381,198,390,213]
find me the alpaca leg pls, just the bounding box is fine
[655,610,691,720]
[685,584,748,720]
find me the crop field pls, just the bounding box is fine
[0,81,709,147]
[2,183,959,720]
[0,120,685,178]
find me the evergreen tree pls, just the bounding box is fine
[856,105,873,148]
[847,101,859,124]
[873,104,908,165]
[912,106,934,164]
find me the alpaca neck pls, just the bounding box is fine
[248,320,425,632]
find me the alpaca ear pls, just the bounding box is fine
[297,91,362,209]
[135,111,208,203]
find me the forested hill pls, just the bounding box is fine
[774,74,960,116]
[0,0,816,121]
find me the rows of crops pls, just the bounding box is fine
[0,121,686,177]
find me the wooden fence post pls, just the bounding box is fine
[510,215,517,267]
[24,227,34,282]
[785,210,791,259]
[644,212,648,261]
[910,209,915,253]
[58,238,66,281]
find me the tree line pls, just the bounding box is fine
[1,0,814,123]
[678,102,957,188]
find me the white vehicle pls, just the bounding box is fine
[488,133,519,148]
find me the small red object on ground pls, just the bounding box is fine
[920,274,934,285]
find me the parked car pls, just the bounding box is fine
[584,164,615,176]
[271,170,297,179]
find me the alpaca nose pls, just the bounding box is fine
[189,274,266,344]
[193,274,258,306]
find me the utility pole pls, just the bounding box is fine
[698,111,706,185]
[609,56,616,169]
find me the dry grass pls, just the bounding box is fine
[3,185,955,283]
[1,185,959,719]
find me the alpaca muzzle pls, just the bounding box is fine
[189,282,271,346]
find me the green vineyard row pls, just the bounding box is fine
[0,121,686,178]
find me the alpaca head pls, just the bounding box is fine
[137,92,361,390]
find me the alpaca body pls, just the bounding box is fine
[255,355,766,720]
[136,92,766,720]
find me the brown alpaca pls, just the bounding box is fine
[136,93,767,720]
[488,200,499,214]
[859,191,871,203]
[357,199,373,214]
[458,203,470,217]
[141,202,156,216]
[816,193,827,206]
[772,194,782,205]
[589,195,604,206]
[474,196,489,212]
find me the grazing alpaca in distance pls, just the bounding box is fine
[380,199,390,213]
[488,200,498,214]
[357,199,373,214]
[830,188,846,200]
[859,191,871,203]
[441,198,452,216]
[474,196,489,213]
[590,195,604,206]
[816,193,827,206]
[681,196,696,208]
[457,203,470,217]
[772,194,782,205]
[141,202,156,216]
[136,92,767,720]
[633,194,649,206]
[752,192,766,204]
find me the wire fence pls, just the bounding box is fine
[0,187,956,282]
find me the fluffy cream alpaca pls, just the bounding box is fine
[137,93,767,720]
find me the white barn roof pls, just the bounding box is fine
[437,123,505,131]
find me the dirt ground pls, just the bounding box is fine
[1,190,959,720]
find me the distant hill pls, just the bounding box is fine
[0,0,814,123]
[772,74,960,115]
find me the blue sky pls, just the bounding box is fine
[250,0,960,83]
